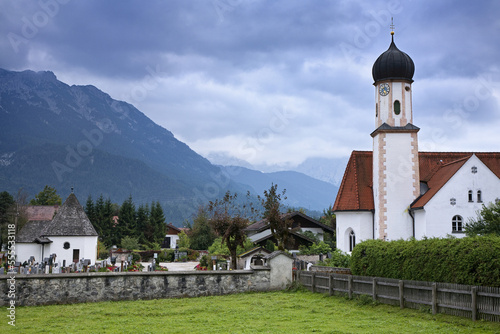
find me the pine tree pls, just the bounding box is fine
[118,195,137,245]
[150,201,166,244]
[85,195,99,235]
[136,203,150,245]
[189,207,216,250]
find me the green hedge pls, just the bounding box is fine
[351,236,500,287]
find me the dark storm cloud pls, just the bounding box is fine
[1,0,499,166]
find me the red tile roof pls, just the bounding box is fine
[332,151,374,212]
[333,151,500,212]
[26,205,59,221]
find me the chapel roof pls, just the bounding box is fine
[16,220,52,243]
[333,151,500,212]
[17,193,98,242]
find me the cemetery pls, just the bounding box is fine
[0,251,294,307]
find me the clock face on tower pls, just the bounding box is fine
[379,83,390,96]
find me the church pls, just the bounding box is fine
[333,31,500,253]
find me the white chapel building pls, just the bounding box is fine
[16,193,98,265]
[333,32,500,253]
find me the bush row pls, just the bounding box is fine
[350,236,500,287]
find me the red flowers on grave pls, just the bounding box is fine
[195,264,207,271]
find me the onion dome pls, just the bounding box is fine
[372,33,414,84]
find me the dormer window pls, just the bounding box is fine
[394,100,401,115]
[468,190,473,202]
[477,190,482,203]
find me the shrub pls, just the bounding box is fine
[121,236,140,250]
[131,252,141,263]
[158,249,175,262]
[351,236,500,287]
[318,249,351,268]
[199,254,210,268]
[298,241,332,255]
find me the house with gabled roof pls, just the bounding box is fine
[245,211,335,252]
[161,223,182,248]
[333,31,500,253]
[16,193,98,265]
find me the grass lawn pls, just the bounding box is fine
[2,290,500,333]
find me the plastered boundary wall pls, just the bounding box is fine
[0,268,273,307]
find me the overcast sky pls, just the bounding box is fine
[1,0,500,172]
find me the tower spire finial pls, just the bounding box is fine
[390,17,395,36]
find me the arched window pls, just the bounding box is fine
[452,215,463,233]
[477,190,482,203]
[468,190,473,202]
[394,100,401,115]
[349,230,356,252]
[375,103,378,117]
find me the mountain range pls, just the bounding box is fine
[0,68,338,224]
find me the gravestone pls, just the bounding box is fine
[20,267,25,275]
[52,264,60,274]
[0,267,4,274]
[45,265,50,274]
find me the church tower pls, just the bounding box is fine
[371,30,419,241]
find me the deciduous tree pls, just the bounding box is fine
[207,191,253,269]
[465,200,500,236]
[258,184,291,251]
[29,185,62,206]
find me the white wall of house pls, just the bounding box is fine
[16,243,43,263]
[165,234,179,248]
[46,236,98,265]
[417,155,500,239]
[336,211,373,253]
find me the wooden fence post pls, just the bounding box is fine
[329,274,333,296]
[471,286,477,321]
[348,275,353,299]
[311,272,316,293]
[432,283,437,315]
[372,277,377,302]
[399,280,404,309]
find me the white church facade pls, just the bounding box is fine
[333,32,500,253]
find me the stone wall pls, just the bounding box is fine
[0,268,272,307]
